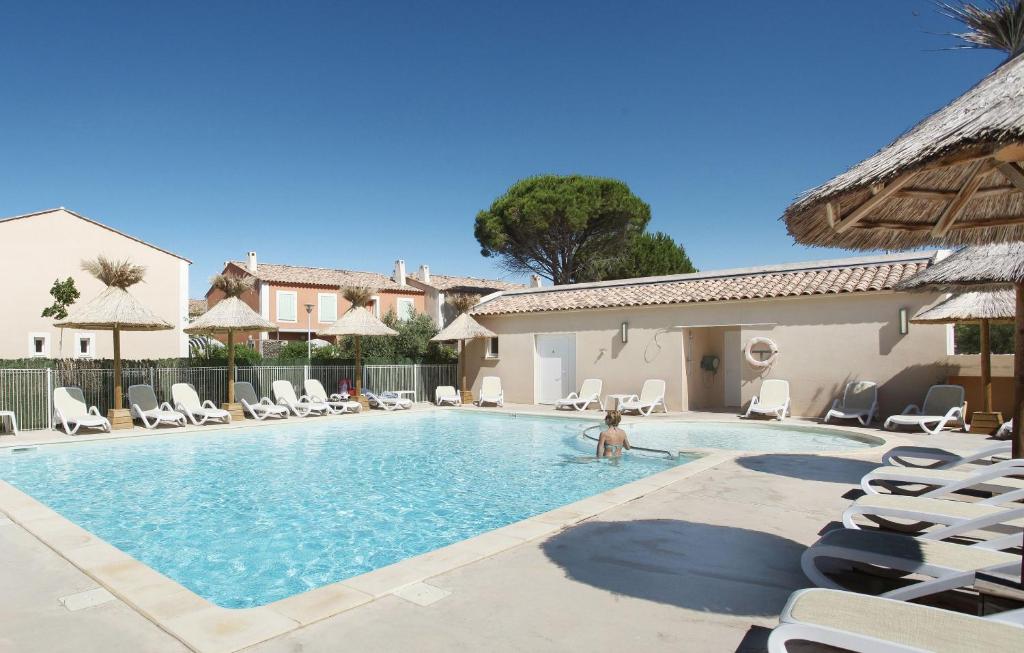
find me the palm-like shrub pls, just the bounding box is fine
[342,285,375,308]
[210,274,254,298]
[446,293,479,315]
[939,1,1024,60]
[82,256,146,288]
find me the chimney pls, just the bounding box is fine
[530,274,543,288]
[247,251,258,273]
[394,259,407,286]
[418,264,431,284]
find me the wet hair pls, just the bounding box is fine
[604,410,622,427]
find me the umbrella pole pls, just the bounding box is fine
[1014,284,1024,459]
[459,340,466,394]
[113,327,122,410]
[227,330,235,404]
[980,318,992,414]
[355,335,362,399]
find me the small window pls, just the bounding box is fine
[369,296,381,318]
[30,333,49,357]
[318,293,338,323]
[276,291,298,322]
[397,297,415,321]
[486,337,499,359]
[75,333,96,359]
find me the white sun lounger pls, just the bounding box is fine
[128,384,186,429]
[743,379,790,421]
[555,378,603,411]
[800,527,1021,602]
[273,380,331,417]
[474,376,504,407]
[767,588,1024,652]
[997,419,1013,439]
[365,390,413,411]
[824,381,878,426]
[435,386,461,406]
[880,440,1013,469]
[172,383,231,425]
[861,458,1024,499]
[619,379,666,416]
[884,384,966,434]
[234,382,288,420]
[304,379,361,413]
[52,387,111,435]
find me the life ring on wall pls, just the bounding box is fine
[744,337,779,368]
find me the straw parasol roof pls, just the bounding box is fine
[896,243,1024,292]
[55,286,173,331]
[910,290,1015,324]
[784,54,1024,250]
[183,296,276,334]
[430,312,496,342]
[319,306,398,337]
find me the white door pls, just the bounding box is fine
[534,334,576,404]
[723,329,741,407]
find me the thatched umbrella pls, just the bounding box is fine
[911,288,1014,420]
[184,275,277,409]
[431,299,495,402]
[54,257,173,429]
[319,286,398,405]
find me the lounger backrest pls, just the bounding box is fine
[759,380,790,407]
[234,382,259,406]
[922,384,965,416]
[171,383,201,411]
[843,381,877,412]
[272,380,298,404]
[638,379,665,404]
[304,379,328,400]
[578,378,602,399]
[128,385,158,412]
[436,386,456,400]
[480,376,501,398]
[53,387,88,419]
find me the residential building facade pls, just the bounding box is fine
[405,264,527,326]
[0,208,190,359]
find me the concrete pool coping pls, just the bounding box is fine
[0,405,904,652]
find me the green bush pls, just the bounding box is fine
[190,343,263,366]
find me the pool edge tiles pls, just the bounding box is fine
[0,451,734,653]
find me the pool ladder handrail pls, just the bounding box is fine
[581,425,677,459]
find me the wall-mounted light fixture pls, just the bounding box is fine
[621,321,629,344]
[898,307,909,335]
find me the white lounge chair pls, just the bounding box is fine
[172,383,231,425]
[272,380,331,417]
[743,379,790,421]
[234,382,288,420]
[767,588,1024,653]
[555,378,604,411]
[881,440,1012,469]
[997,419,1013,439]
[823,381,877,426]
[52,387,110,435]
[619,379,666,416]
[475,376,504,407]
[304,379,361,413]
[861,458,1024,499]
[365,390,413,411]
[128,384,186,429]
[800,527,1021,602]
[884,384,966,434]
[435,386,461,406]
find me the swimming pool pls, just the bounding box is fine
[0,412,686,608]
[609,420,882,454]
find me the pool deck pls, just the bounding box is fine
[0,404,1000,652]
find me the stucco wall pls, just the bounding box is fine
[0,209,188,359]
[466,290,950,420]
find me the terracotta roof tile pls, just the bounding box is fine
[230,261,419,293]
[408,272,525,292]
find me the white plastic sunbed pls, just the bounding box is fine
[767,588,1024,652]
[743,379,789,421]
[474,376,504,407]
[52,387,111,435]
[128,384,186,429]
[171,383,231,425]
[997,419,1013,439]
[884,384,966,434]
[365,390,413,411]
[619,379,666,416]
[861,458,1024,499]
[880,440,1012,469]
[435,386,461,406]
[800,527,1021,602]
[234,382,288,420]
[823,381,878,426]
[555,378,603,411]
[272,380,331,417]
[304,379,361,413]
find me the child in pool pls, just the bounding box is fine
[596,410,631,458]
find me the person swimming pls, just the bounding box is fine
[596,410,631,458]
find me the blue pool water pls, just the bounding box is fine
[0,412,687,608]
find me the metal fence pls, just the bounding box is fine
[0,364,456,432]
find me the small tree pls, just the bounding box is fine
[42,277,81,355]
[581,231,697,281]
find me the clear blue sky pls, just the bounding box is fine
[0,1,1007,293]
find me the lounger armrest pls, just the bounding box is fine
[88,405,102,416]
[828,399,840,412]
[201,400,218,410]
[159,401,176,412]
[564,392,580,400]
[329,393,347,401]
[749,395,759,407]
[944,406,964,420]
[259,397,274,406]
[900,404,921,415]
[298,393,316,403]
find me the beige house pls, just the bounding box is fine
[405,264,527,326]
[0,208,190,359]
[465,252,955,419]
